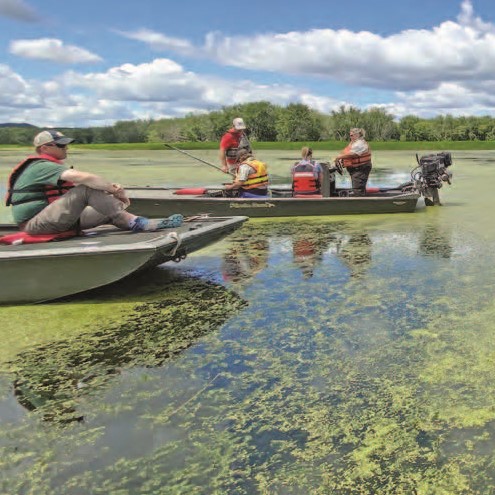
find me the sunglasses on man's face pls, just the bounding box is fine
[45,143,68,148]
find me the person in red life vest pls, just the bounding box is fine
[221,238,269,284]
[334,127,372,196]
[224,149,269,198]
[6,130,183,235]
[219,117,252,174]
[291,147,324,196]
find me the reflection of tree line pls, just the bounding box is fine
[9,273,247,423]
[222,221,453,283]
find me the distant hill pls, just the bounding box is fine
[0,123,36,128]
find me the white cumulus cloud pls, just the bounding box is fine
[61,58,343,113]
[0,58,346,126]
[120,1,495,107]
[199,18,495,92]
[9,38,103,64]
[0,64,41,107]
[2,0,495,127]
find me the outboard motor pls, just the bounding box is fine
[412,152,453,205]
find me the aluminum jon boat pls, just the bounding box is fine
[0,216,248,305]
[126,186,420,218]
[125,151,454,219]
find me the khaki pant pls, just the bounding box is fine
[25,185,128,234]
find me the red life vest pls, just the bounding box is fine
[341,143,372,168]
[292,160,321,195]
[5,154,74,207]
[0,230,78,245]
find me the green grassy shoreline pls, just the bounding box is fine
[2,140,495,151]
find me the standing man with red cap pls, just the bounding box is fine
[219,117,252,174]
[5,129,182,234]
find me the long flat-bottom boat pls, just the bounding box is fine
[0,216,247,305]
[126,186,421,218]
[125,150,454,219]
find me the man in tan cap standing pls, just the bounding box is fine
[5,129,182,234]
[219,117,252,174]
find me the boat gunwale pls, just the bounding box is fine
[0,216,248,260]
[126,189,420,202]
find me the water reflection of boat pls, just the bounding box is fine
[222,221,344,281]
[418,223,453,259]
[0,216,247,305]
[9,273,247,423]
[337,233,372,279]
[222,238,269,284]
[292,231,338,279]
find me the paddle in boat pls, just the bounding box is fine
[0,215,248,304]
[125,152,453,219]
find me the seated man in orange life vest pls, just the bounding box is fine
[6,129,183,235]
[291,147,324,197]
[334,127,372,196]
[224,149,269,198]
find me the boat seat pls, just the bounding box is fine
[293,194,323,199]
[270,189,292,198]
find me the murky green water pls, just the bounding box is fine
[1,150,495,494]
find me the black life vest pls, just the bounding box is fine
[5,154,74,207]
[225,131,252,160]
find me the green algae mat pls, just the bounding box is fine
[2,151,495,494]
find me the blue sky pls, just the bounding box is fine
[0,0,494,127]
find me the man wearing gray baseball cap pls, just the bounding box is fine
[5,129,183,234]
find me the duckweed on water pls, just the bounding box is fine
[3,214,495,494]
[3,153,495,494]
[7,277,247,424]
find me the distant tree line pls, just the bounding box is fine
[2,102,495,145]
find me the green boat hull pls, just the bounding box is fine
[126,188,420,218]
[0,216,247,305]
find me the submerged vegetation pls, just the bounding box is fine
[2,156,495,493]
[6,276,247,424]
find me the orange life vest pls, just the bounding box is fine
[5,154,74,207]
[292,160,321,195]
[341,143,372,168]
[239,158,269,190]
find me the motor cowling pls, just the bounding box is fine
[416,152,453,189]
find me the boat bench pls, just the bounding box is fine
[293,194,323,198]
